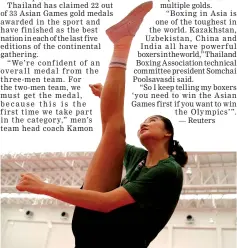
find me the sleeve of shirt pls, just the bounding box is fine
[123,144,134,168]
[123,144,146,171]
[122,164,177,206]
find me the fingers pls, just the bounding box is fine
[21,172,37,177]
[89,83,102,88]
[94,83,102,88]
[21,173,31,177]
[19,175,28,182]
[16,185,24,191]
[17,174,31,192]
[19,173,37,182]
[20,173,29,179]
[89,83,102,98]
[19,180,27,184]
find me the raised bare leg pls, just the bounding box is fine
[83,1,153,192]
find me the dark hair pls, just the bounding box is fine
[155,115,188,167]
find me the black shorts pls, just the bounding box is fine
[71,186,147,248]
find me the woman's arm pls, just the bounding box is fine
[44,184,135,213]
[16,173,135,213]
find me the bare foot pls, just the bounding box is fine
[106,1,153,43]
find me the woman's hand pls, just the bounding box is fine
[16,173,47,195]
[89,83,103,97]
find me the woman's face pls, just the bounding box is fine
[138,116,171,144]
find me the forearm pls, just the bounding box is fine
[43,184,110,212]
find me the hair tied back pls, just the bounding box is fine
[173,140,179,148]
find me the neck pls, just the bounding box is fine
[145,142,169,168]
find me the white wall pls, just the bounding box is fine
[150,210,236,248]
[1,205,236,248]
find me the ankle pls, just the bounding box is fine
[114,36,133,47]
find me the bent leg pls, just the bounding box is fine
[83,2,153,192]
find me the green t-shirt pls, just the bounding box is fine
[121,144,183,245]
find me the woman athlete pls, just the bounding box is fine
[16,2,188,247]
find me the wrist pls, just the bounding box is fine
[42,182,51,195]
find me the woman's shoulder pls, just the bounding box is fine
[126,143,147,154]
[159,156,183,178]
[149,156,183,177]
[124,144,147,169]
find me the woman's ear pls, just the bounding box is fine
[164,131,172,138]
